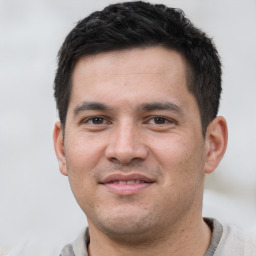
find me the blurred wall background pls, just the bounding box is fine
[0,0,255,251]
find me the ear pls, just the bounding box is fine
[204,116,228,174]
[53,121,68,176]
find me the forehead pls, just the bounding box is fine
[72,47,187,90]
[74,46,187,80]
[69,46,194,113]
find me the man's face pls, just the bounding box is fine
[55,47,209,240]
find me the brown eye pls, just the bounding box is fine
[153,117,167,124]
[89,117,105,124]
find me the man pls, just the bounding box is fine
[53,1,255,256]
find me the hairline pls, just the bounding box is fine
[61,45,204,136]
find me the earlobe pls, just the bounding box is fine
[53,121,68,176]
[204,116,228,174]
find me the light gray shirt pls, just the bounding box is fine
[60,218,256,256]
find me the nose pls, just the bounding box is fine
[105,120,148,164]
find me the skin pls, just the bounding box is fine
[54,46,228,256]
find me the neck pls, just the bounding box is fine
[87,217,211,256]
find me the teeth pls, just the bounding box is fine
[115,180,144,184]
[126,180,134,184]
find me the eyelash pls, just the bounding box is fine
[82,116,111,125]
[145,116,175,125]
[81,115,176,126]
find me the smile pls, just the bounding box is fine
[110,180,148,185]
[100,173,155,195]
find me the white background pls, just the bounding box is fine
[0,0,255,252]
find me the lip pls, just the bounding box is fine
[99,173,155,195]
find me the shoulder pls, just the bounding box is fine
[215,222,256,256]
[60,244,75,256]
[60,228,89,256]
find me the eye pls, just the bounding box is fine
[88,117,106,125]
[152,117,167,124]
[147,116,173,125]
[81,116,111,126]
[80,116,112,131]
[144,115,177,131]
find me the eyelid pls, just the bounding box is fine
[144,115,178,125]
[81,115,112,125]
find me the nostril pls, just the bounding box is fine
[108,157,122,164]
[105,132,149,164]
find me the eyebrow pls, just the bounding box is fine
[73,101,183,116]
[139,102,183,113]
[73,101,110,115]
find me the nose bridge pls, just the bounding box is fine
[105,118,147,163]
[116,118,136,149]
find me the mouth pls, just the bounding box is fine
[100,173,155,195]
[109,180,150,185]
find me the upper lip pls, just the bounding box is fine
[100,173,155,184]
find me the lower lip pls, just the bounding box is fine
[102,182,153,195]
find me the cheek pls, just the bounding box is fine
[149,134,205,180]
[65,133,105,171]
[63,135,105,199]
[150,135,190,164]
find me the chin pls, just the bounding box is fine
[100,222,155,244]
[92,208,160,242]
